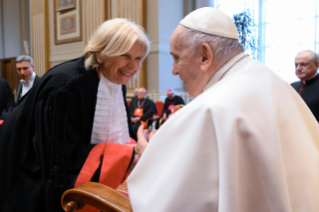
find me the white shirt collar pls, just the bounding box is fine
[21,72,37,97]
[20,72,36,85]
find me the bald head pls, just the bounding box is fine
[167,89,175,99]
[137,88,146,100]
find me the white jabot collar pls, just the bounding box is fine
[90,71,130,145]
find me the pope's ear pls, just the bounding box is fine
[199,43,213,72]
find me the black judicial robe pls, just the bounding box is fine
[0,57,136,212]
[0,77,14,116]
[291,75,319,121]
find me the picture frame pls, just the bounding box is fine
[60,14,77,35]
[54,0,82,45]
[56,0,76,12]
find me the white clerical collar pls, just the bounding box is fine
[203,52,249,92]
[20,72,36,85]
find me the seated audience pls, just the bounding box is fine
[291,50,319,122]
[130,87,156,132]
[155,88,185,129]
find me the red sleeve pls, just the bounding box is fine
[74,142,133,188]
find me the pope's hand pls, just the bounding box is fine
[149,129,157,141]
[136,125,149,158]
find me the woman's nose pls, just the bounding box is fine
[128,60,139,70]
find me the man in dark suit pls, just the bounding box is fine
[291,50,319,122]
[15,55,40,104]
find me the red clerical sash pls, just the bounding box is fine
[74,142,133,212]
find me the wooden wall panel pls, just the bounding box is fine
[30,0,49,76]
[0,58,19,97]
[84,0,106,44]
[116,0,147,91]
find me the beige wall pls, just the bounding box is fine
[147,0,187,96]
[29,0,189,96]
[49,0,86,68]
[0,0,30,59]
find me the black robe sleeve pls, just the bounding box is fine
[175,95,185,105]
[122,86,137,141]
[140,98,156,121]
[34,81,97,211]
[0,78,14,117]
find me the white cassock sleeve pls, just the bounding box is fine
[127,57,319,212]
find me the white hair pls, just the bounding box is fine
[180,26,244,62]
[84,18,150,70]
[297,50,319,64]
[16,55,34,66]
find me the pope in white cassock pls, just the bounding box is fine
[127,7,319,212]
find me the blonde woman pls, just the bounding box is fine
[0,18,150,212]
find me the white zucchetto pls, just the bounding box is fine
[180,7,239,40]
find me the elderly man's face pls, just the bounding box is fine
[295,52,319,82]
[170,25,202,97]
[16,61,34,81]
[167,92,174,99]
[137,89,146,100]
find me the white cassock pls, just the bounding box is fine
[127,52,319,212]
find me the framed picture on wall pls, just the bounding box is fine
[54,0,82,45]
[56,0,76,12]
[60,14,77,35]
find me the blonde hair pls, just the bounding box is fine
[84,18,150,70]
